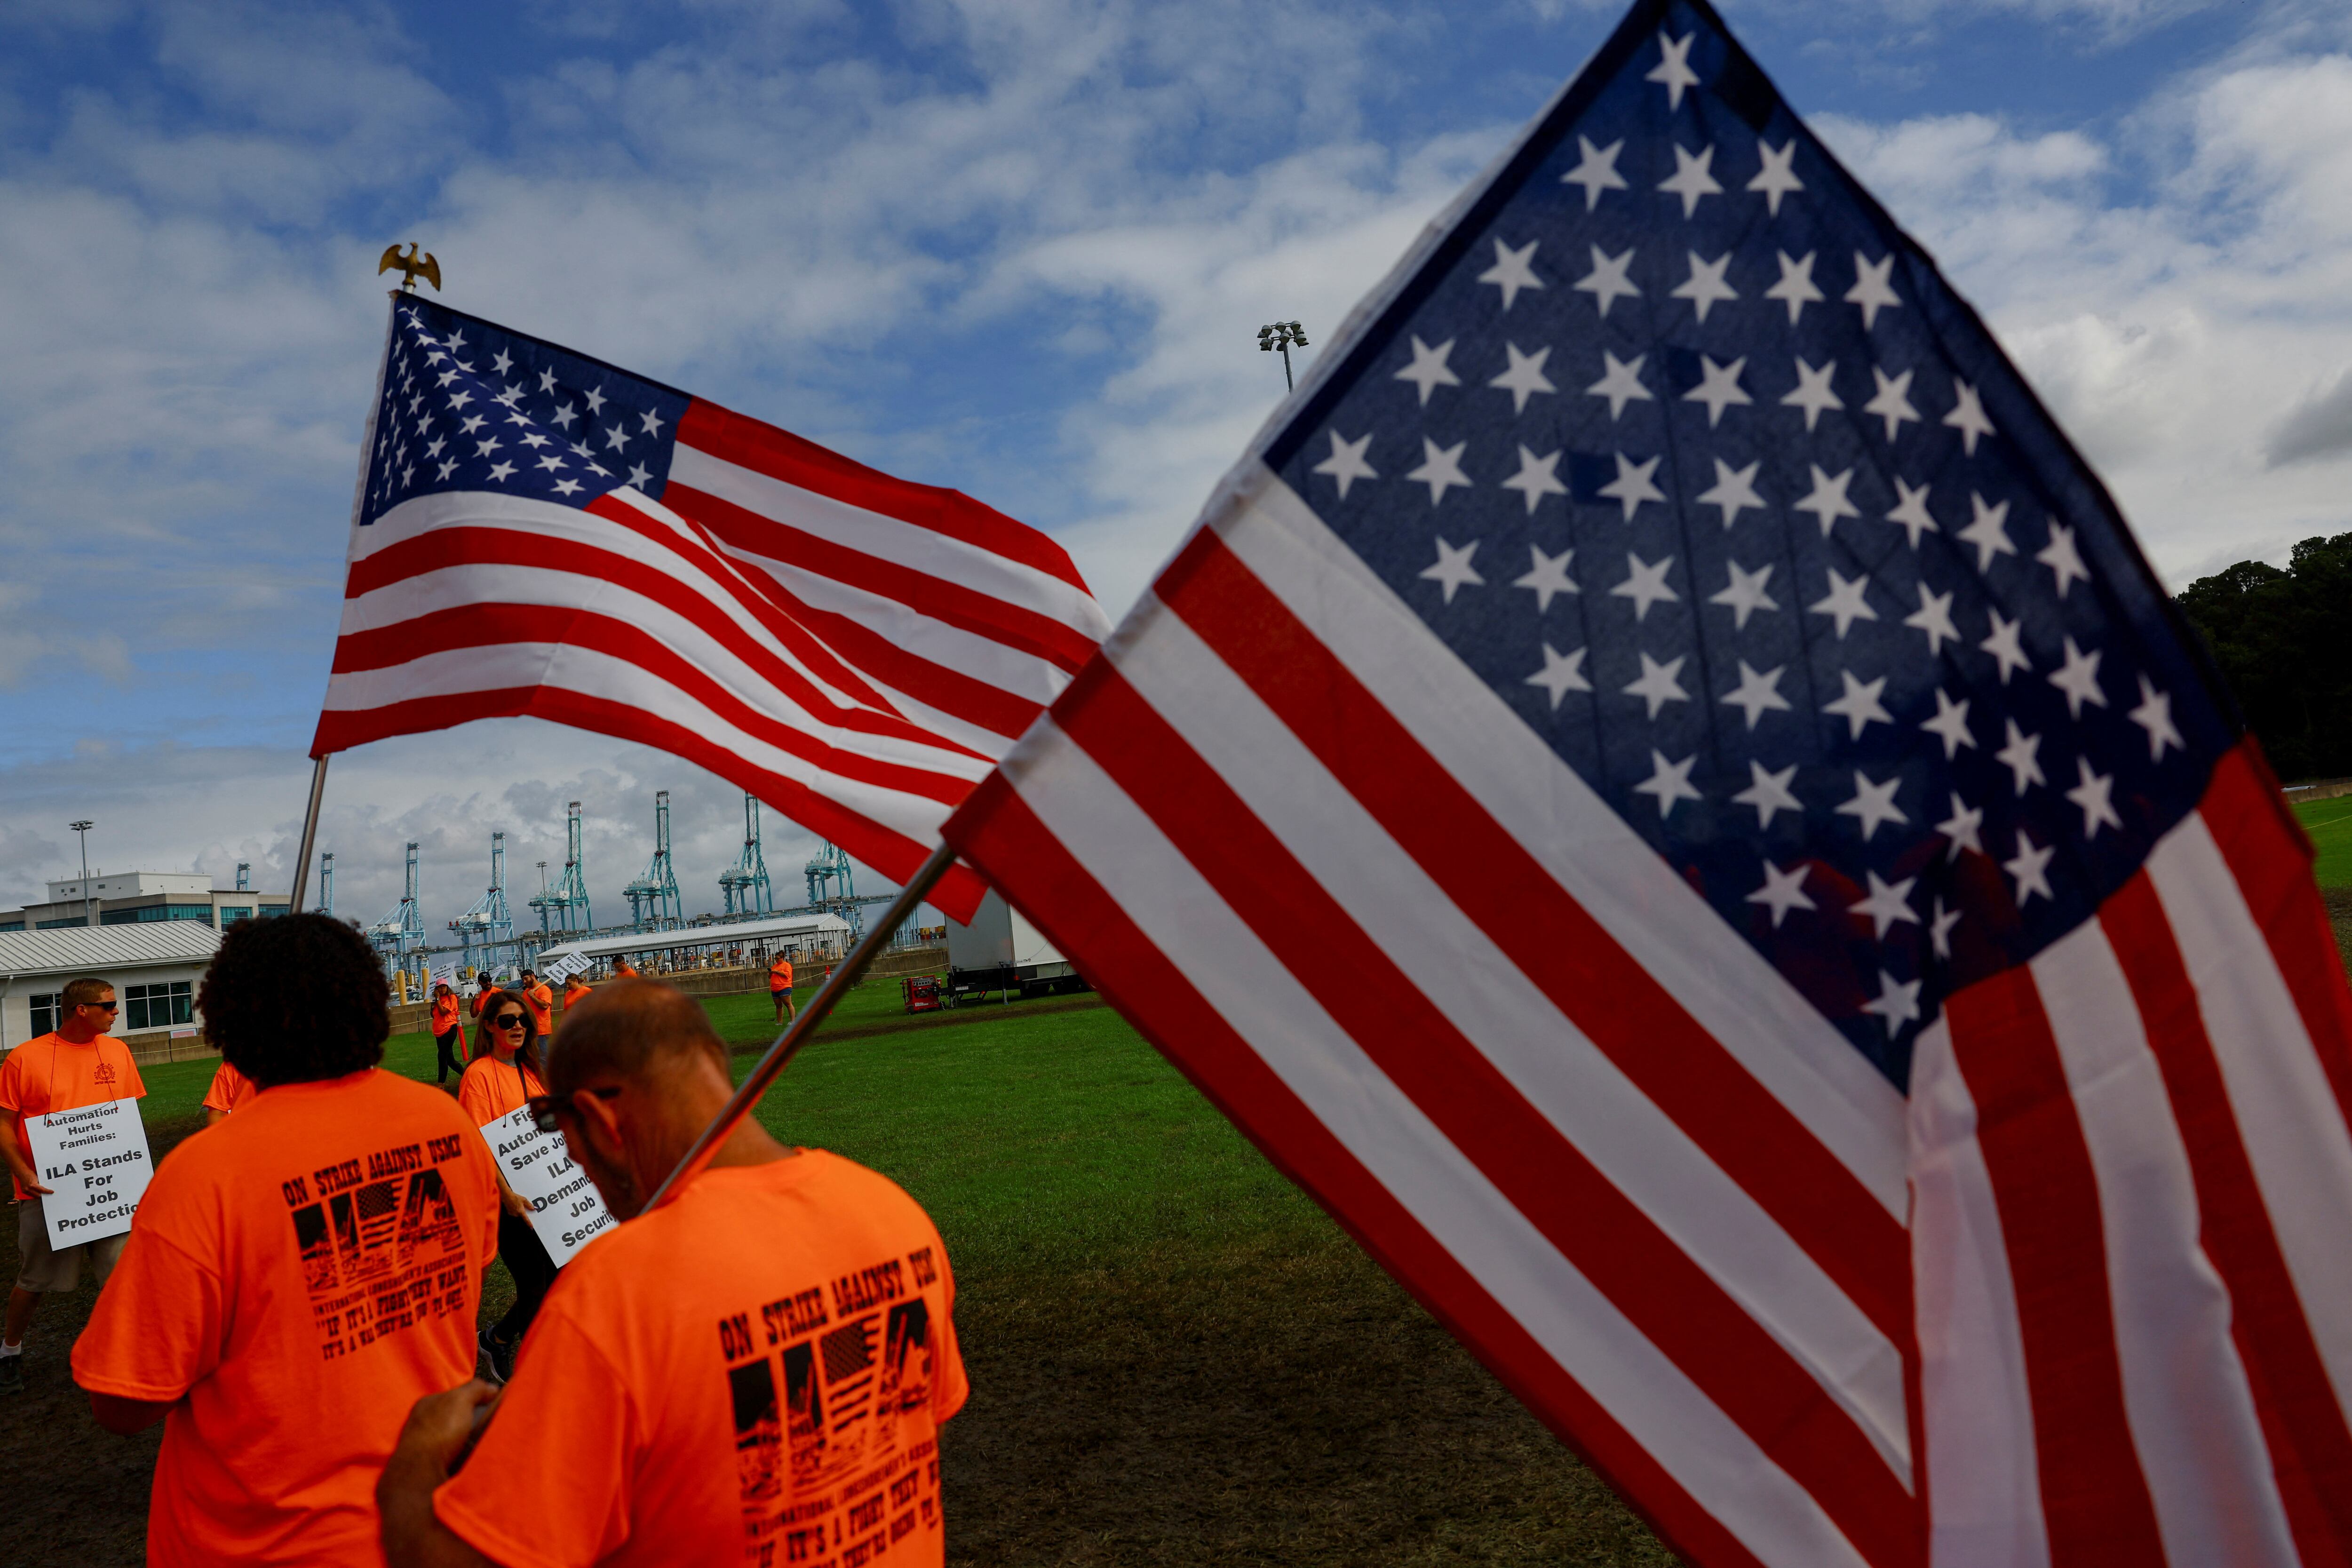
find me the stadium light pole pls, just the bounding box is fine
[1258,319,1309,390]
[70,820,95,928]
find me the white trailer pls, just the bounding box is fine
[944,889,1082,1000]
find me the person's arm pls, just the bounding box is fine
[379,1381,507,1568]
[88,1390,176,1434]
[0,1129,49,1196]
[202,1108,229,1129]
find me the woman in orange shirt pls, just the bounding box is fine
[456,992,554,1382]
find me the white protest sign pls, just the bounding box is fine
[476,1106,615,1266]
[431,962,458,990]
[537,952,586,984]
[26,1098,154,1248]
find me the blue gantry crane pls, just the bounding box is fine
[623,790,683,931]
[367,841,428,994]
[803,840,863,935]
[719,793,773,917]
[450,830,516,976]
[529,801,594,934]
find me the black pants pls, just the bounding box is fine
[434,1028,462,1082]
[494,1211,557,1345]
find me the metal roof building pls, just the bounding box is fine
[536,913,853,971]
[0,922,222,1052]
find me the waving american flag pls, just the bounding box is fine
[319,298,1109,920]
[945,0,2352,1560]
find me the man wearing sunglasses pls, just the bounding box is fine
[0,976,144,1395]
[380,979,968,1568]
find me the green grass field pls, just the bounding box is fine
[2293,795,2352,887]
[25,979,1665,1568]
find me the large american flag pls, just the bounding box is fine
[943,0,2352,1560]
[319,298,1109,921]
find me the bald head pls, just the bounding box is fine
[546,978,728,1094]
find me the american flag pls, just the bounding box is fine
[318,298,1109,921]
[944,0,2352,1561]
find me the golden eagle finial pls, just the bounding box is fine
[377,243,442,294]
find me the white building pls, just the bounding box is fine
[0,923,222,1056]
[0,870,288,933]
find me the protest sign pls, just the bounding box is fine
[475,1106,615,1266]
[26,1099,153,1248]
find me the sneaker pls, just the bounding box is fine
[475,1329,505,1387]
[0,1355,24,1396]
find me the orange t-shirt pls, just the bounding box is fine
[200,1060,257,1116]
[613,960,639,978]
[430,995,460,1034]
[768,958,794,994]
[0,1031,147,1200]
[456,1053,546,1128]
[72,1068,501,1567]
[524,982,556,1037]
[470,989,494,1019]
[564,979,593,1011]
[436,1150,968,1568]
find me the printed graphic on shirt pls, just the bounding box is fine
[282,1131,476,1361]
[723,1243,947,1568]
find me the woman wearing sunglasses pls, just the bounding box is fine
[455,991,556,1383]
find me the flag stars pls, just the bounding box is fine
[1748,140,1804,215]
[1634,749,1703,819]
[1490,343,1557,413]
[1407,437,1473,505]
[1709,560,1779,628]
[2067,758,2123,839]
[1863,367,1920,443]
[1526,644,1593,709]
[552,404,578,430]
[1513,546,1579,610]
[1886,478,1938,548]
[1672,252,1739,322]
[1847,251,1902,329]
[1599,453,1667,520]
[1864,971,1923,1037]
[1782,358,1843,431]
[1478,238,1546,310]
[1823,669,1894,739]
[1996,718,2046,794]
[553,478,585,497]
[604,426,632,452]
[1647,31,1700,108]
[1837,771,1908,841]
[1720,660,1792,729]
[1939,790,1985,860]
[1659,144,1724,218]
[1575,245,1641,318]
[583,388,607,416]
[1312,430,1378,499]
[474,436,503,457]
[1502,446,1569,514]
[1921,689,1976,759]
[1419,538,1484,603]
[2047,636,2108,718]
[536,454,566,472]
[1809,568,1878,639]
[487,460,517,483]
[1765,251,1824,325]
[1849,871,1919,940]
[2005,829,2056,907]
[1981,608,2032,684]
[1749,860,1815,927]
[1624,652,1691,718]
[639,409,665,437]
[1735,761,1803,828]
[1696,458,1766,527]
[1684,355,1751,427]
[1794,464,1859,536]
[2038,522,2090,598]
[1904,583,1962,656]
[1944,378,1995,455]
[2130,676,2185,761]
[538,369,560,394]
[492,350,513,375]
[1611,551,1680,621]
[1395,335,1462,405]
[625,462,651,488]
[1561,136,1629,210]
[1588,352,1653,420]
[1959,493,2017,572]
[1930,897,1961,959]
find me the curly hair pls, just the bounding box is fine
[200,913,388,1087]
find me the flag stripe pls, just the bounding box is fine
[1159,519,1913,1343]
[1105,588,1910,1478]
[986,737,1881,1568]
[675,400,1095,595]
[1943,966,2168,1565]
[949,770,1781,1568]
[2103,869,2352,1564]
[2029,917,2300,1567]
[1210,471,1910,1210]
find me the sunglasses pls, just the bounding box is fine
[492,1013,528,1030]
[83,1001,119,1011]
[526,1087,621,1134]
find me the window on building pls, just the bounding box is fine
[220,906,254,924]
[35,916,88,930]
[0,921,22,932]
[124,981,195,1031]
[30,994,60,1035]
[100,904,216,927]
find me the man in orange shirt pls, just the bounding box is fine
[611,956,638,979]
[380,980,967,1568]
[561,972,593,1017]
[768,952,795,1023]
[200,1059,257,1126]
[73,913,503,1565]
[520,970,556,1039]
[0,974,145,1395]
[430,982,465,1084]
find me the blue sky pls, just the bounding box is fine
[4,0,2351,929]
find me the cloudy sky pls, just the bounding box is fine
[3,0,2350,932]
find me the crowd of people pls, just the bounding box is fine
[0,916,964,1566]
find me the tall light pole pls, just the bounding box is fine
[70,820,95,928]
[1258,319,1309,390]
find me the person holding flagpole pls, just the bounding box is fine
[456,991,554,1383]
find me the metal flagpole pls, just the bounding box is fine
[287,756,331,911]
[643,840,958,1211]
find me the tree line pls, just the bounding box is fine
[2177,532,2352,784]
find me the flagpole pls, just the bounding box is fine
[641,840,958,1212]
[287,755,331,911]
